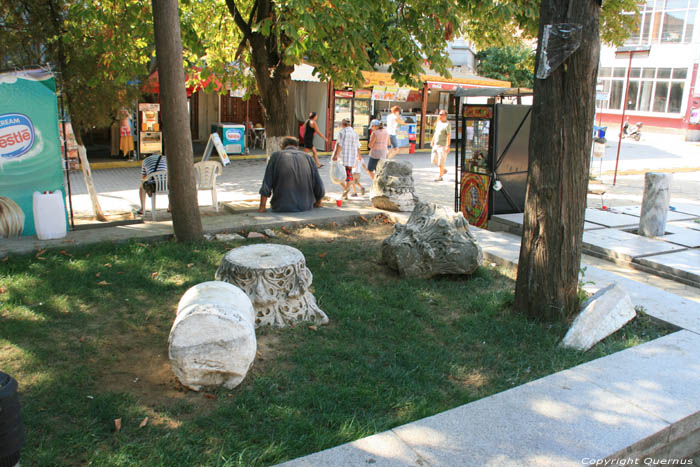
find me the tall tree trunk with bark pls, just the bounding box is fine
[152,0,203,241]
[514,0,600,322]
[226,0,295,155]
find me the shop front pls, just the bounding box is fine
[352,71,510,151]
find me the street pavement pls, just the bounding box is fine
[64,131,700,218]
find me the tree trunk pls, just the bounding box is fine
[152,0,203,241]
[250,48,294,156]
[77,144,107,221]
[514,0,600,322]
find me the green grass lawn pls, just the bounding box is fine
[0,222,675,466]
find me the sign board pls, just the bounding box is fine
[138,103,160,112]
[460,173,490,228]
[0,69,66,237]
[371,86,386,100]
[464,106,493,119]
[428,81,459,91]
[396,88,411,101]
[596,91,610,101]
[202,132,231,166]
[139,131,162,154]
[334,90,354,99]
[383,87,399,100]
[354,89,372,99]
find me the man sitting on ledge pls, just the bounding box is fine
[258,136,325,213]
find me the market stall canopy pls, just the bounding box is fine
[453,87,533,98]
[142,70,223,96]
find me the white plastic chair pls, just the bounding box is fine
[194,161,223,211]
[146,170,168,221]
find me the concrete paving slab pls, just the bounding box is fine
[584,208,639,228]
[277,431,425,467]
[572,331,700,427]
[668,220,700,232]
[581,266,700,335]
[659,227,700,248]
[492,213,603,232]
[470,227,522,266]
[390,368,668,467]
[636,249,700,285]
[611,205,698,222]
[670,202,700,217]
[582,228,686,262]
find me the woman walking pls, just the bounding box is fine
[302,112,328,168]
[367,119,389,179]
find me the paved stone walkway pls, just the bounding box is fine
[65,131,700,220]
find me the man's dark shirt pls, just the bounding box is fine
[259,147,325,212]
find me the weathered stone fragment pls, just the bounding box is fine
[561,282,636,351]
[215,244,328,327]
[382,202,483,278]
[370,160,419,212]
[169,281,257,391]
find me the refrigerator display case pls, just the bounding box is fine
[333,90,353,141]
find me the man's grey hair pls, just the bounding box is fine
[281,136,299,149]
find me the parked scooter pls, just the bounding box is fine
[621,120,643,141]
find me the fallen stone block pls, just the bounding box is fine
[561,282,636,351]
[264,229,277,238]
[370,159,419,212]
[382,202,482,278]
[169,281,257,391]
[247,232,266,239]
[215,233,245,241]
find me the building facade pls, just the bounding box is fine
[596,0,700,132]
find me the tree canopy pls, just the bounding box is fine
[477,45,535,88]
[0,0,154,136]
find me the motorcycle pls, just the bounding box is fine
[621,120,643,141]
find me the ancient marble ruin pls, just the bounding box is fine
[561,282,636,351]
[215,244,329,328]
[639,172,672,237]
[169,281,257,391]
[370,159,419,212]
[382,202,483,278]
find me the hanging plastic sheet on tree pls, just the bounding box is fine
[535,23,584,80]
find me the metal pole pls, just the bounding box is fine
[613,52,633,186]
[58,74,75,230]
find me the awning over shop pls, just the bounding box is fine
[453,87,533,98]
[361,70,511,90]
[142,70,224,96]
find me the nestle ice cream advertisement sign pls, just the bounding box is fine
[226,129,242,141]
[0,113,35,159]
[0,70,66,237]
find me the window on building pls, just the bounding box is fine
[625,0,697,45]
[596,66,687,114]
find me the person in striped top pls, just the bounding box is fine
[138,153,168,215]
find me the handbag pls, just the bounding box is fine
[142,155,162,197]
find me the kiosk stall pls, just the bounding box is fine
[453,87,533,228]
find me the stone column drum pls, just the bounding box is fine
[370,159,419,212]
[639,172,672,238]
[169,281,257,391]
[215,244,329,328]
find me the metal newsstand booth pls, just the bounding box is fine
[452,87,533,229]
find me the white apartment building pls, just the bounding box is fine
[596,0,700,133]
